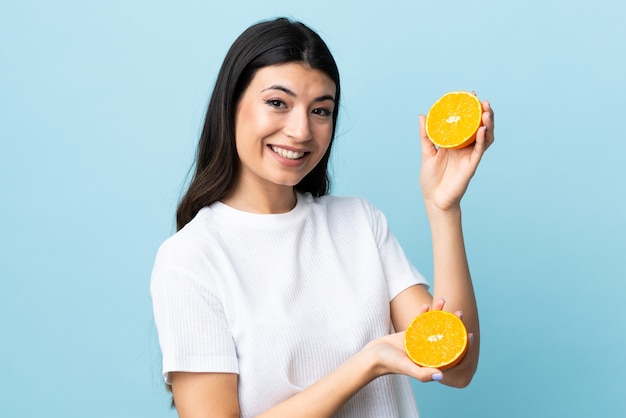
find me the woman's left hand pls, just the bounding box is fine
[419,99,495,212]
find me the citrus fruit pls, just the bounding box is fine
[404,310,468,370]
[425,91,483,149]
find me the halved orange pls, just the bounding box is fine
[404,310,468,370]
[425,91,483,149]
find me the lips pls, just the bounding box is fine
[270,145,306,160]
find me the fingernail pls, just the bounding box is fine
[458,310,464,319]
[469,333,475,345]
[432,373,443,381]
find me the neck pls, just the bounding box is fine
[222,185,297,214]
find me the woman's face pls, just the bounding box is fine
[233,62,336,194]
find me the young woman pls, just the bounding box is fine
[151,17,495,418]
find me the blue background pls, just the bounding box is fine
[1,0,625,417]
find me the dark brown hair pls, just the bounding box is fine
[176,17,341,230]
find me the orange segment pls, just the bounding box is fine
[404,310,468,370]
[425,91,483,149]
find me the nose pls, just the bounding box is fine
[284,109,312,141]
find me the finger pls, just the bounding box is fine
[418,303,431,315]
[481,100,495,145]
[471,125,489,166]
[419,114,437,159]
[432,297,446,311]
[482,100,494,125]
[411,367,444,383]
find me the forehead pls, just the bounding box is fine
[248,62,336,97]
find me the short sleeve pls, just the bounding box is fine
[364,201,430,299]
[150,243,239,384]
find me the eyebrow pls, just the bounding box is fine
[262,84,335,103]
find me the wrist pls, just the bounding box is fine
[356,344,384,380]
[360,338,406,379]
[424,200,462,221]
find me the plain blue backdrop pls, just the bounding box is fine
[1,0,625,417]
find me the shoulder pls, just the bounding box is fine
[152,207,217,277]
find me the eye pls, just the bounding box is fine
[265,99,286,108]
[312,107,333,117]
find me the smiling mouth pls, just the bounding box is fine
[271,145,307,160]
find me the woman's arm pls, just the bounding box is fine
[391,99,495,388]
[170,372,240,417]
[170,309,442,418]
[256,325,442,418]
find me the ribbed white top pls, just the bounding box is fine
[151,193,428,417]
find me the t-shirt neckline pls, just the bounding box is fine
[209,192,311,227]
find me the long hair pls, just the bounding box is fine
[176,18,341,230]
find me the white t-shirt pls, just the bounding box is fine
[151,193,429,417]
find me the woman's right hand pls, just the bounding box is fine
[364,301,445,383]
[364,331,444,382]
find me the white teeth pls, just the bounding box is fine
[271,146,305,160]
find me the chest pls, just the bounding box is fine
[209,218,392,365]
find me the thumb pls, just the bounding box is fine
[419,114,437,159]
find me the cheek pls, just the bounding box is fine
[314,124,334,150]
[239,109,276,141]
[235,104,266,150]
